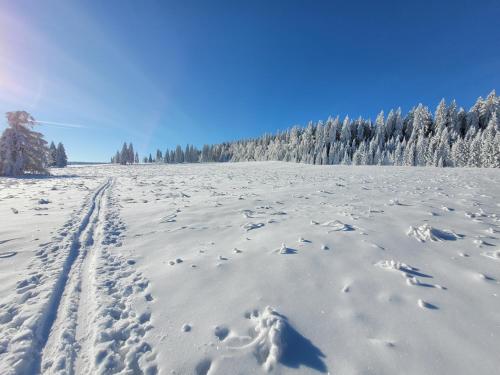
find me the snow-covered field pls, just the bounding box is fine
[1,162,499,375]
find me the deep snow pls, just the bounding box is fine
[1,162,499,374]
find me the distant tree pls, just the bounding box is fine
[156,149,163,163]
[148,153,153,163]
[128,143,135,163]
[481,112,499,167]
[120,142,128,165]
[175,145,184,163]
[135,152,139,164]
[0,111,49,176]
[55,142,68,167]
[340,116,351,144]
[48,141,57,167]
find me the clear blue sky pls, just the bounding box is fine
[1,0,499,161]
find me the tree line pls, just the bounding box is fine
[0,111,68,176]
[129,91,499,168]
[111,142,139,164]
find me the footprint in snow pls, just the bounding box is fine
[482,250,500,260]
[407,224,463,242]
[195,359,212,375]
[242,222,265,231]
[477,273,496,281]
[214,325,230,341]
[418,299,438,310]
[276,243,297,255]
[201,306,327,373]
[376,260,443,289]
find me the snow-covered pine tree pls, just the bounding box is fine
[48,141,57,167]
[375,111,385,150]
[341,149,351,165]
[128,143,135,163]
[156,149,163,163]
[120,142,128,165]
[174,145,183,163]
[480,112,499,167]
[493,132,500,168]
[340,116,351,145]
[0,111,49,176]
[403,139,416,166]
[451,137,467,167]
[468,131,482,167]
[415,132,428,166]
[55,142,68,167]
[434,99,448,136]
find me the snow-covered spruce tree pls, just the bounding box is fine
[55,142,68,167]
[127,143,134,164]
[155,149,163,163]
[0,111,49,176]
[120,142,128,165]
[480,112,499,167]
[48,141,57,167]
[451,138,468,167]
[468,132,482,167]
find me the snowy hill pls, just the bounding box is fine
[1,162,499,374]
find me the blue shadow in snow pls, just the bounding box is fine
[277,313,328,373]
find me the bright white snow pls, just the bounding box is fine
[1,162,500,374]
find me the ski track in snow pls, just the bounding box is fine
[0,178,157,375]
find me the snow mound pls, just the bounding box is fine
[253,306,286,371]
[375,259,415,272]
[417,299,437,309]
[279,243,289,254]
[244,306,286,372]
[407,224,462,242]
[322,220,354,232]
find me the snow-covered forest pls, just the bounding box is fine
[132,91,499,168]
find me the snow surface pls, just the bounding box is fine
[1,162,500,374]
